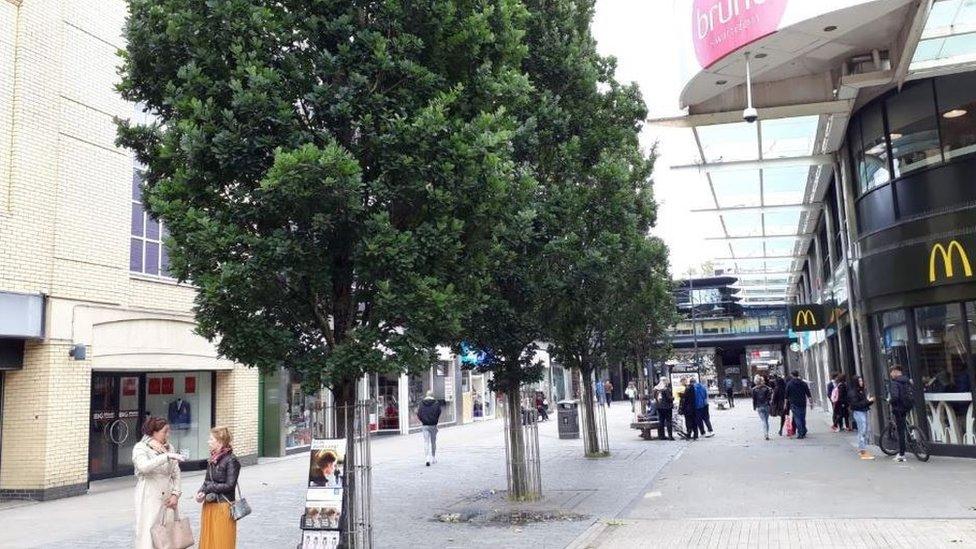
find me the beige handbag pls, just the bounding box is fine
[151,503,194,549]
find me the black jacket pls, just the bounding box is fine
[834,381,849,407]
[417,398,442,426]
[771,379,787,412]
[848,384,873,412]
[889,375,914,413]
[752,385,772,409]
[785,378,811,407]
[200,451,240,501]
[678,385,697,415]
[655,387,674,410]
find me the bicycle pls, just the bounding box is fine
[879,404,930,462]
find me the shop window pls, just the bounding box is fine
[144,372,213,461]
[285,371,323,449]
[875,310,911,373]
[936,71,976,161]
[857,103,891,194]
[375,373,400,431]
[886,81,943,177]
[915,304,972,445]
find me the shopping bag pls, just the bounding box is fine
[785,414,796,437]
[151,503,194,549]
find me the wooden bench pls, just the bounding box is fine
[631,420,661,440]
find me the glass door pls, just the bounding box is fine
[89,373,143,480]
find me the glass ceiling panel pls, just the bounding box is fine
[762,166,810,205]
[697,122,759,163]
[763,210,802,235]
[765,238,799,256]
[711,171,761,207]
[911,0,976,70]
[760,116,819,159]
[730,241,765,257]
[722,212,764,237]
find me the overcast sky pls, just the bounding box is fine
[592,0,717,276]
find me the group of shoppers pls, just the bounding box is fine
[134,418,241,548]
[675,377,715,440]
[747,371,812,440]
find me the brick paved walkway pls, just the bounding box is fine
[577,402,976,549]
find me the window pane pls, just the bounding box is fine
[132,170,143,201]
[129,238,143,272]
[160,242,171,277]
[936,71,976,161]
[131,202,144,237]
[915,304,971,445]
[146,217,160,240]
[859,103,891,192]
[886,82,942,177]
[876,310,911,372]
[145,242,159,275]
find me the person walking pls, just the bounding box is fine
[679,378,700,440]
[595,379,606,407]
[834,373,851,432]
[694,378,715,437]
[752,375,773,440]
[535,391,550,421]
[654,379,675,440]
[133,417,186,549]
[625,381,638,413]
[604,379,614,407]
[196,426,240,548]
[848,375,876,460]
[828,372,840,431]
[723,377,735,408]
[888,365,914,462]
[785,370,812,439]
[417,391,442,466]
[771,374,789,436]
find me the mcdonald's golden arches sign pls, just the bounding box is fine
[788,304,825,332]
[928,239,973,284]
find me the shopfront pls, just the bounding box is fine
[851,71,976,457]
[89,371,216,479]
[408,358,457,429]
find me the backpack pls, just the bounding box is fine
[830,386,840,404]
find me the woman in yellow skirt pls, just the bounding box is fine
[195,427,240,548]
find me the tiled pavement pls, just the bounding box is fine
[578,401,976,549]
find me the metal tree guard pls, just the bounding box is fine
[579,370,610,456]
[501,391,542,501]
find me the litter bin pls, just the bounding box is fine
[557,400,580,439]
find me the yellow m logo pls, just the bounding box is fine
[795,309,816,326]
[928,240,973,283]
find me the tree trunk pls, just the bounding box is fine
[334,380,362,549]
[579,368,600,455]
[504,389,530,499]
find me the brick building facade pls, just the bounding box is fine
[0,0,258,500]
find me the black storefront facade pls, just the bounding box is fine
[844,72,976,458]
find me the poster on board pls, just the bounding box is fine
[301,439,346,547]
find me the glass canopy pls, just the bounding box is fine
[690,116,821,305]
[910,0,976,72]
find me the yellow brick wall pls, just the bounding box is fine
[0,342,90,490]
[215,365,261,459]
[0,0,260,497]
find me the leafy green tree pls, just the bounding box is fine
[541,50,659,455]
[117,1,532,540]
[606,237,678,416]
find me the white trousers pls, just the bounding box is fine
[422,425,438,462]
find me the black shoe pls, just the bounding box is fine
[426,461,430,466]
[668,437,675,441]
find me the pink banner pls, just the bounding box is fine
[693,0,788,68]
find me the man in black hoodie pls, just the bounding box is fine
[417,391,442,466]
[785,370,812,439]
[888,365,914,462]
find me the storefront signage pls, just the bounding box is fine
[788,304,825,332]
[693,0,788,68]
[303,439,345,548]
[860,233,976,304]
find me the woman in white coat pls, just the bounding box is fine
[133,416,186,549]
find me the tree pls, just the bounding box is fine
[459,0,611,498]
[541,47,659,455]
[117,1,532,541]
[606,237,678,416]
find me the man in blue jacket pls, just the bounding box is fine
[785,370,812,439]
[695,379,715,438]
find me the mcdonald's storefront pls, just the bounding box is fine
[851,72,976,457]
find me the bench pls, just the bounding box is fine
[630,420,661,440]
